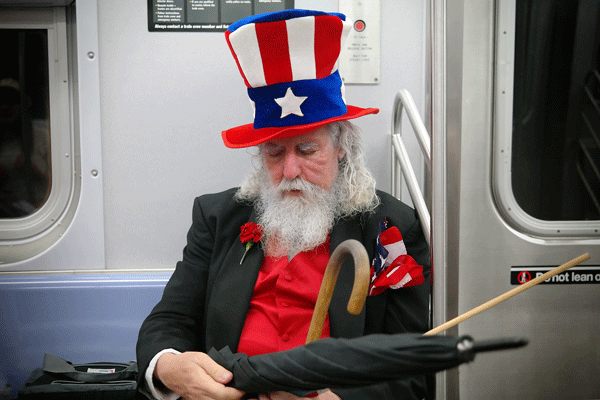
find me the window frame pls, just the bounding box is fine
[492,0,600,238]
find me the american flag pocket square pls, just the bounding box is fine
[369,219,425,296]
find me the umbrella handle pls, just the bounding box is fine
[306,239,371,344]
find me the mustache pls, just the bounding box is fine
[275,178,320,194]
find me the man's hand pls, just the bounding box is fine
[255,390,341,400]
[154,351,245,400]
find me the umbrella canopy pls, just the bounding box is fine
[208,333,527,395]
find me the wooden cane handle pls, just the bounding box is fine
[306,239,371,344]
[425,253,591,335]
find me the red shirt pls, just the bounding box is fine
[237,240,331,357]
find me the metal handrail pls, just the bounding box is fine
[391,90,431,245]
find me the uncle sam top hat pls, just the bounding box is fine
[222,9,379,148]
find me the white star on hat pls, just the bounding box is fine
[275,87,308,118]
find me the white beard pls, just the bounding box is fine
[256,176,340,258]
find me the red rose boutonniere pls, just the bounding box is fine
[239,222,263,264]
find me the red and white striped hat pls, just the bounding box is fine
[222,9,379,148]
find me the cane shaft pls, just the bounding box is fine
[425,253,590,335]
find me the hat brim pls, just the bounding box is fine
[222,105,379,148]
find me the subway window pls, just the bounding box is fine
[494,0,600,237]
[0,29,51,219]
[0,7,73,242]
[511,0,599,221]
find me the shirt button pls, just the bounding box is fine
[281,301,289,307]
[282,334,290,342]
[284,274,293,281]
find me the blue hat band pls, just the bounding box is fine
[248,71,347,129]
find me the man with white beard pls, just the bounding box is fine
[238,122,380,260]
[137,9,430,400]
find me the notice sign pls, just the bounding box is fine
[339,0,381,84]
[148,0,294,32]
[511,266,600,285]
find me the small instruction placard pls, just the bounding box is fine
[339,0,381,84]
[148,0,294,32]
[510,266,600,285]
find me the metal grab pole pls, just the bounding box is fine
[391,90,432,245]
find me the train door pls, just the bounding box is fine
[431,0,600,398]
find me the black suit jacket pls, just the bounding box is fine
[136,188,431,399]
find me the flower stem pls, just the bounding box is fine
[240,242,253,264]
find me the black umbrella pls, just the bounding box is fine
[207,240,533,396]
[208,333,527,395]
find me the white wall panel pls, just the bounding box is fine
[97,0,426,270]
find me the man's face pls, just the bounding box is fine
[262,127,343,194]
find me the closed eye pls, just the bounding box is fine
[264,144,285,158]
[296,143,319,156]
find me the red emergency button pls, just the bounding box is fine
[354,20,366,32]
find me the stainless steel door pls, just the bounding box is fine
[432,1,600,398]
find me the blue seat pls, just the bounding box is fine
[0,273,170,394]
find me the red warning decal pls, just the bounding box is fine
[517,271,531,284]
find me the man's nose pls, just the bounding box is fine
[282,152,302,180]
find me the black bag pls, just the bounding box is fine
[18,354,138,400]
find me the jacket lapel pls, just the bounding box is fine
[328,216,368,339]
[205,209,263,353]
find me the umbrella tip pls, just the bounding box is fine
[465,337,529,354]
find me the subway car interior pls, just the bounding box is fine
[1,0,599,399]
